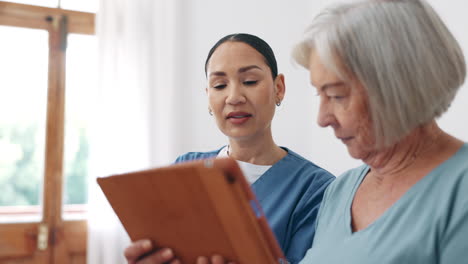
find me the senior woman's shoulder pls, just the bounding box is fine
[438,142,468,191]
[324,164,369,196]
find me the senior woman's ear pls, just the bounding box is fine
[274,73,286,103]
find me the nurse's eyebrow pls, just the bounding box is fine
[238,65,262,73]
[208,65,263,77]
[209,71,226,77]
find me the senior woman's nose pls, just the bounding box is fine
[317,101,335,128]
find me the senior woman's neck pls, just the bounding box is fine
[364,121,461,179]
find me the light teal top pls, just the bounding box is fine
[300,143,468,264]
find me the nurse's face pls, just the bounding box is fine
[206,41,285,141]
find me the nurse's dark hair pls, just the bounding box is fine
[204,33,278,79]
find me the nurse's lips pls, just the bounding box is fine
[226,111,252,124]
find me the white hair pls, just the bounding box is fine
[293,0,466,147]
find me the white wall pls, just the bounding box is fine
[430,1,468,142]
[169,0,468,176]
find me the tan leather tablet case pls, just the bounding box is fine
[97,157,286,264]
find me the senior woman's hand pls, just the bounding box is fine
[124,239,180,264]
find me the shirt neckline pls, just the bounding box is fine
[344,143,468,235]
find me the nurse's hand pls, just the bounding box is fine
[124,239,180,264]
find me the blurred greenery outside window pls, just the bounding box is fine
[63,33,97,206]
[0,2,96,219]
[0,26,48,208]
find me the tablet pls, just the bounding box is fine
[97,157,287,264]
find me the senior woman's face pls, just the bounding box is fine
[308,50,375,160]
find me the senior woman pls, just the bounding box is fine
[290,0,468,263]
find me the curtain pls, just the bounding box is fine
[87,0,183,263]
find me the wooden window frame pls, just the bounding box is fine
[0,1,94,263]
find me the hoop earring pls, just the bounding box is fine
[208,108,213,116]
[276,101,281,107]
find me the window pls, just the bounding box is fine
[0,1,95,263]
[0,26,48,222]
[63,33,97,219]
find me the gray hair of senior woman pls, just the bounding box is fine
[292,0,466,148]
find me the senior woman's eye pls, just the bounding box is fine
[332,95,345,100]
[325,90,346,101]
